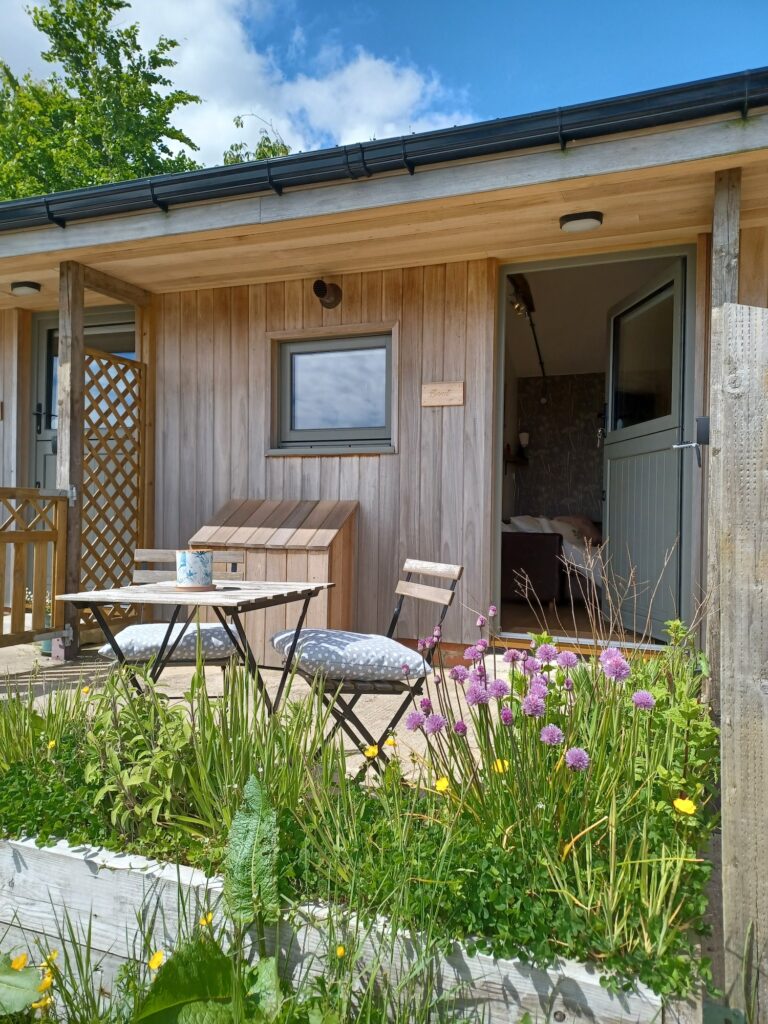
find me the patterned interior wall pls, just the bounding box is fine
[514,373,605,524]
[153,262,497,642]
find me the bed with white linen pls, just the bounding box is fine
[502,515,603,592]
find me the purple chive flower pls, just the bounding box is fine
[417,638,426,653]
[405,711,425,732]
[476,614,487,628]
[531,673,549,687]
[523,657,542,675]
[602,653,631,682]
[476,638,489,651]
[402,664,411,678]
[563,676,574,691]
[487,678,511,700]
[433,671,444,684]
[528,681,549,699]
[465,682,490,706]
[537,644,558,664]
[540,724,565,746]
[488,604,498,618]
[500,706,514,726]
[565,747,590,772]
[503,648,522,663]
[419,697,433,714]
[424,713,447,735]
[557,651,578,669]
[449,665,469,684]
[433,625,442,639]
[470,664,487,682]
[454,720,468,736]
[521,693,546,718]
[632,689,656,710]
[464,645,480,662]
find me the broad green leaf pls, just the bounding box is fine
[249,957,280,1015]
[0,958,43,1015]
[177,1001,234,1024]
[134,941,233,1024]
[224,775,280,927]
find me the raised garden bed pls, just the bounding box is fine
[0,838,700,1024]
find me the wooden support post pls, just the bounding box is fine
[52,261,85,660]
[710,302,768,1018]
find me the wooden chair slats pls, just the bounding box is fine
[402,558,463,581]
[394,579,454,607]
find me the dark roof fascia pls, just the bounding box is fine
[1,66,767,234]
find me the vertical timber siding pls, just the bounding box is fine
[154,260,497,643]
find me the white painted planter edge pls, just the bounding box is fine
[0,838,699,1024]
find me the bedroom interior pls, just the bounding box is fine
[500,253,680,640]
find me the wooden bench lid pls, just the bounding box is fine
[189,499,358,552]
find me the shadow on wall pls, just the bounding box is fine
[515,373,604,523]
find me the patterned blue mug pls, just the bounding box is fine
[176,549,214,588]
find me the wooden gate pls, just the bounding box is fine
[81,349,146,628]
[0,488,68,648]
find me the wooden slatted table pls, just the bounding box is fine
[57,579,332,709]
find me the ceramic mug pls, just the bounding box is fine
[176,549,214,588]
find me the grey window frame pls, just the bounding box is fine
[276,332,393,450]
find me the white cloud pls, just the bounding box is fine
[2,0,473,167]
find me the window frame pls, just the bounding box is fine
[270,323,399,454]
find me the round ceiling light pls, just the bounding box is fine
[559,211,604,233]
[10,281,42,296]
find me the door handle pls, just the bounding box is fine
[672,441,702,468]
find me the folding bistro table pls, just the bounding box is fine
[57,579,331,709]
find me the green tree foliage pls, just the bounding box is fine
[0,0,201,199]
[222,115,290,165]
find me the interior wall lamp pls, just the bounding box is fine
[313,279,342,309]
[559,211,604,233]
[10,281,42,296]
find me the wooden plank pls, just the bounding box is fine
[282,499,335,547]
[54,260,85,657]
[441,262,467,597]
[230,286,250,500]
[247,285,268,496]
[160,293,181,548]
[179,290,198,546]
[738,226,768,307]
[0,542,5,637]
[265,500,318,547]
[189,498,247,545]
[137,300,156,549]
[711,303,768,1018]
[10,541,26,633]
[395,579,454,607]
[377,268,403,633]
[711,169,741,308]
[52,499,67,629]
[31,541,47,631]
[403,558,463,580]
[81,263,151,307]
[212,288,232,513]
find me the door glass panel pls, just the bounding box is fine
[611,284,674,430]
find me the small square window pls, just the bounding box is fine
[276,334,392,450]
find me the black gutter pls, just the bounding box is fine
[1,66,767,234]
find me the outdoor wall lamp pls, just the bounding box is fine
[313,279,342,309]
[10,281,42,295]
[559,211,604,232]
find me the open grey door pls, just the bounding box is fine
[602,261,685,639]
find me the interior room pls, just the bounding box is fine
[500,254,680,640]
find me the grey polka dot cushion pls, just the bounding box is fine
[271,628,426,681]
[99,622,237,662]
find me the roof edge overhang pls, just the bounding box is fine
[1,65,767,237]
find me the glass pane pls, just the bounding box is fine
[612,285,675,430]
[291,347,387,431]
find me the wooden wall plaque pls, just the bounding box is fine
[421,381,465,407]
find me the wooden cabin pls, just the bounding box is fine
[2,68,768,1010]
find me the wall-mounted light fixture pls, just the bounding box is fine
[559,211,603,233]
[10,281,42,296]
[313,279,342,309]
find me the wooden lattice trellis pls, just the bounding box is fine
[81,349,146,626]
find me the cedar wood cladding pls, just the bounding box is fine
[153,260,497,643]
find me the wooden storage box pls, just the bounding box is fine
[189,499,357,666]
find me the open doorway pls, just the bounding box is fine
[498,252,697,644]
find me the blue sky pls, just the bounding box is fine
[6,0,768,165]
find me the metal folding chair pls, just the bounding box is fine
[270,558,463,756]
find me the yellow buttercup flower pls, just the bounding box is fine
[384,736,397,747]
[47,740,56,751]
[81,686,90,696]
[435,777,450,793]
[37,973,53,993]
[199,911,214,927]
[31,996,53,1011]
[10,953,28,971]
[148,950,164,971]
[673,797,696,816]
[492,758,509,774]
[363,745,378,759]
[39,951,58,969]
[336,945,346,958]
